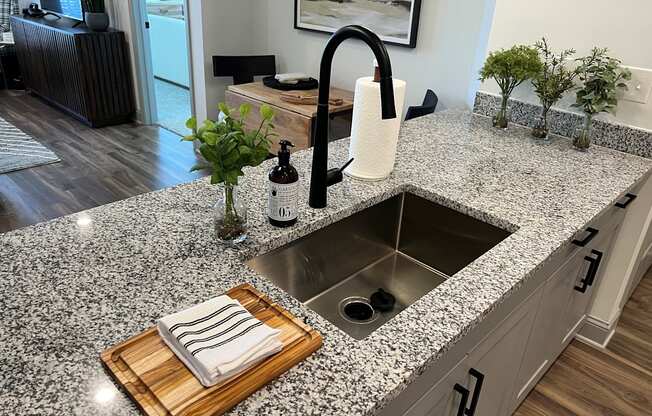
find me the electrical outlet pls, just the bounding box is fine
[622,66,652,104]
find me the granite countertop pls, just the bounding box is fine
[1,111,650,416]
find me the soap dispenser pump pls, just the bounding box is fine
[268,140,299,227]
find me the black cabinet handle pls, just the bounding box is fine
[574,250,604,293]
[572,227,599,247]
[615,193,637,209]
[453,384,470,416]
[465,368,485,416]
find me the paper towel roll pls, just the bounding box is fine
[345,77,407,181]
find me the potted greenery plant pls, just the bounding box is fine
[479,45,542,129]
[531,38,578,140]
[185,103,275,244]
[83,0,109,32]
[571,48,631,150]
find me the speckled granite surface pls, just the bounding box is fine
[1,111,651,416]
[474,91,652,159]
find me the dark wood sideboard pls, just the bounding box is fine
[10,15,135,127]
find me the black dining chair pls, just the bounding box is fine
[405,89,439,121]
[212,55,276,85]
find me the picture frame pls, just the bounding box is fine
[294,0,422,48]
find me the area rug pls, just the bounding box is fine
[0,116,60,173]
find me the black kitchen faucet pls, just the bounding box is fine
[308,25,397,209]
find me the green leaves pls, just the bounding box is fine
[260,104,274,121]
[572,47,631,116]
[479,45,543,97]
[190,163,210,172]
[239,103,251,120]
[532,37,578,112]
[184,102,274,187]
[218,102,231,117]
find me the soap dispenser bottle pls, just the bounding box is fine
[268,140,299,227]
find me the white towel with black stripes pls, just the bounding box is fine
[157,295,283,387]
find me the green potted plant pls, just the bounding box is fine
[479,45,542,129]
[531,38,578,140]
[571,48,631,150]
[83,0,109,32]
[185,103,275,244]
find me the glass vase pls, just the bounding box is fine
[493,94,510,129]
[214,184,247,245]
[573,113,593,151]
[531,108,550,141]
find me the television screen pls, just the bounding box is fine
[40,0,84,21]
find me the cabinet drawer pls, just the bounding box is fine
[404,357,468,416]
[512,218,620,408]
[562,218,621,344]
[513,247,587,404]
[465,286,542,416]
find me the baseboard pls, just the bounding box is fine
[134,109,145,124]
[576,317,616,349]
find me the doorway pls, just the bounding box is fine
[133,0,193,136]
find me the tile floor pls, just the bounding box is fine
[154,78,191,136]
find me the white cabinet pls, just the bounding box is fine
[510,219,622,411]
[403,288,542,416]
[510,245,587,407]
[403,358,468,416]
[465,288,541,416]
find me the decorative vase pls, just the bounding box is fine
[85,12,109,32]
[493,94,510,129]
[214,184,247,244]
[573,113,593,151]
[531,108,550,141]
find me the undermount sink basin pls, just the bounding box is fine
[247,193,512,339]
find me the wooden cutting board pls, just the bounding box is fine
[101,284,322,416]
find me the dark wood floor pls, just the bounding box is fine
[516,271,652,415]
[0,90,206,232]
[608,273,652,374]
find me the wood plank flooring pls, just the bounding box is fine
[608,273,652,374]
[0,90,206,232]
[515,271,652,416]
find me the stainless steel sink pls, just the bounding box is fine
[247,193,512,339]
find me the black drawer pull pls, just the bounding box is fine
[575,250,604,293]
[453,384,470,416]
[572,227,599,247]
[465,368,485,416]
[615,193,637,209]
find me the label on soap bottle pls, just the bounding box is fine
[268,181,298,222]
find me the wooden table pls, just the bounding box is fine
[225,82,354,153]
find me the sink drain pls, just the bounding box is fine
[339,297,378,324]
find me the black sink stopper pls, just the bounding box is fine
[370,288,396,312]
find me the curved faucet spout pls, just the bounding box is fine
[309,25,397,209]
[318,25,396,120]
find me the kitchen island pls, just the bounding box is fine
[1,111,650,415]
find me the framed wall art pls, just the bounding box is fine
[294,0,422,48]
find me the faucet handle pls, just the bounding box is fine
[326,158,354,187]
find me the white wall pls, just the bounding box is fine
[190,0,262,121]
[480,0,652,131]
[250,0,495,113]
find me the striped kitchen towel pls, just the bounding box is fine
[157,295,283,387]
